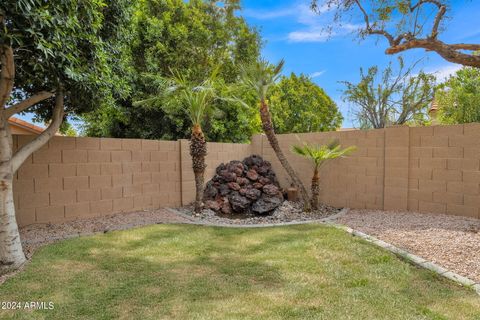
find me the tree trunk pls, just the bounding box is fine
[0,43,63,274]
[311,168,320,211]
[0,45,26,272]
[190,124,207,214]
[259,100,311,211]
[0,111,25,272]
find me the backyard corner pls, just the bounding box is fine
[2,0,480,319]
[1,223,480,320]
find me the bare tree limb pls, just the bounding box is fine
[345,0,480,67]
[410,0,443,12]
[448,44,480,51]
[12,88,64,173]
[410,0,448,39]
[354,0,396,45]
[5,91,55,117]
[385,38,480,67]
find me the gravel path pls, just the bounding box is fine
[19,208,193,259]
[337,210,480,283]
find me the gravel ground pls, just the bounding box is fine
[19,209,193,259]
[178,201,341,225]
[337,210,480,283]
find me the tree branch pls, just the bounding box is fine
[0,45,15,109]
[385,38,480,67]
[5,91,55,117]
[428,2,447,38]
[11,88,64,173]
[448,44,480,51]
[410,0,443,12]
[353,0,396,45]
[351,0,480,67]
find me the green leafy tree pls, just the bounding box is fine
[83,0,261,143]
[0,0,132,271]
[436,67,480,124]
[292,140,355,210]
[310,0,480,67]
[342,58,435,128]
[135,70,229,213]
[240,59,311,211]
[269,73,343,133]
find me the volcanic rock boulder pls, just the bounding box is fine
[252,195,283,214]
[203,155,284,215]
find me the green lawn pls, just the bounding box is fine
[0,224,479,320]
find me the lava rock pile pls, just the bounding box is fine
[203,155,284,215]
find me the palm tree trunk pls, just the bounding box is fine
[190,124,207,214]
[311,168,320,210]
[259,100,311,211]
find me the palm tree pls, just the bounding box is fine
[240,58,312,211]
[135,71,219,214]
[292,140,355,210]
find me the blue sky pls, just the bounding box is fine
[15,0,480,130]
[240,0,480,127]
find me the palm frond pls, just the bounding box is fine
[291,140,356,170]
[239,57,285,101]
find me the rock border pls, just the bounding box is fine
[326,222,480,296]
[167,206,480,295]
[164,207,350,228]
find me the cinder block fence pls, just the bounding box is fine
[13,123,480,226]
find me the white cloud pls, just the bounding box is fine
[243,2,351,43]
[243,2,331,21]
[288,28,330,43]
[242,7,297,20]
[429,64,462,82]
[310,70,326,78]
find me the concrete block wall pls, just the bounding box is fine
[256,124,480,219]
[408,123,480,218]
[258,129,385,210]
[13,136,181,226]
[11,123,480,226]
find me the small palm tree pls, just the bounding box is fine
[292,140,356,210]
[240,58,312,211]
[135,70,220,214]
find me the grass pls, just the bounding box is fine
[0,224,479,319]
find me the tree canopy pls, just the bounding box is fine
[0,0,134,271]
[342,58,435,129]
[310,0,480,67]
[436,67,480,124]
[83,0,262,143]
[1,0,133,119]
[270,73,343,133]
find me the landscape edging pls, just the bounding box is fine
[167,206,480,295]
[165,207,350,228]
[326,222,480,296]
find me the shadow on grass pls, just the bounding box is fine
[0,224,479,320]
[0,225,292,319]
